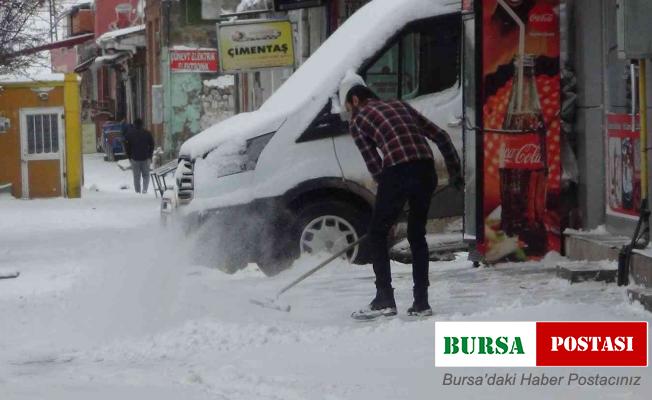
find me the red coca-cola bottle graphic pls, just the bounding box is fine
[499,54,548,256]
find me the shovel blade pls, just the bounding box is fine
[250,298,291,312]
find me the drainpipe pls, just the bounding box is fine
[639,60,648,218]
[122,62,133,122]
[163,0,173,157]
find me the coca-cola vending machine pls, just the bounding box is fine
[465,0,561,263]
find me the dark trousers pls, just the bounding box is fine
[369,159,437,291]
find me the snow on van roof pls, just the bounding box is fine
[179,0,458,159]
[260,0,459,114]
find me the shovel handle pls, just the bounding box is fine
[276,235,367,298]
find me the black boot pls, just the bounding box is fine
[351,288,397,321]
[407,287,432,317]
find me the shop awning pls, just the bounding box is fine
[94,53,130,65]
[96,25,146,48]
[74,57,96,73]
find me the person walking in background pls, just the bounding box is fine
[123,118,154,194]
[340,73,463,320]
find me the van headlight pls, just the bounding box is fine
[214,132,275,178]
[244,132,275,171]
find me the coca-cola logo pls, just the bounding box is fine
[504,143,543,167]
[530,13,554,23]
[528,4,557,34]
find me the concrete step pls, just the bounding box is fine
[565,232,629,262]
[565,233,652,288]
[555,261,618,284]
[627,287,652,312]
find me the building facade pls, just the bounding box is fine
[569,0,652,237]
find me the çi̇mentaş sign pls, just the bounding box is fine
[217,20,295,72]
[434,322,648,367]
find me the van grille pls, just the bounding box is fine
[177,159,194,204]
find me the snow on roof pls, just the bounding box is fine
[171,46,218,52]
[61,0,94,15]
[237,0,271,12]
[94,53,128,64]
[96,25,146,45]
[0,72,65,84]
[260,0,459,115]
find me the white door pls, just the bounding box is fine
[19,107,65,199]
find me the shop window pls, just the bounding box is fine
[26,114,59,154]
[183,0,203,25]
[362,14,461,101]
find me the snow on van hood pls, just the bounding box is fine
[259,0,460,121]
[178,111,285,160]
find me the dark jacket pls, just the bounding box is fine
[124,125,154,161]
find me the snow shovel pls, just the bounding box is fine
[250,184,457,312]
[250,235,368,312]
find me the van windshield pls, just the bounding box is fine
[259,0,456,115]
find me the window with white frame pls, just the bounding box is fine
[26,114,59,154]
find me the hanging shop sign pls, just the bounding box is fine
[95,0,143,37]
[217,20,295,73]
[169,48,219,73]
[606,114,641,218]
[479,0,561,263]
[275,0,325,11]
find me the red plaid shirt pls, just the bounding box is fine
[350,99,461,181]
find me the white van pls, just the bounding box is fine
[164,0,466,275]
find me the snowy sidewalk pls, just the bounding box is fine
[0,155,650,400]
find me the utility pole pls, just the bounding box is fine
[47,0,58,41]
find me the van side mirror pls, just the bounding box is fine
[330,95,352,122]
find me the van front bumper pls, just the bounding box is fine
[182,196,293,264]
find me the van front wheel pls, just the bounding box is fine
[295,200,371,265]
[256,200,371,277]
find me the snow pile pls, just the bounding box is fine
[236,0,271,12]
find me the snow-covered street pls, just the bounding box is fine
[0,155,651,399]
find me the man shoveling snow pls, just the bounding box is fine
[340,72,463,321]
